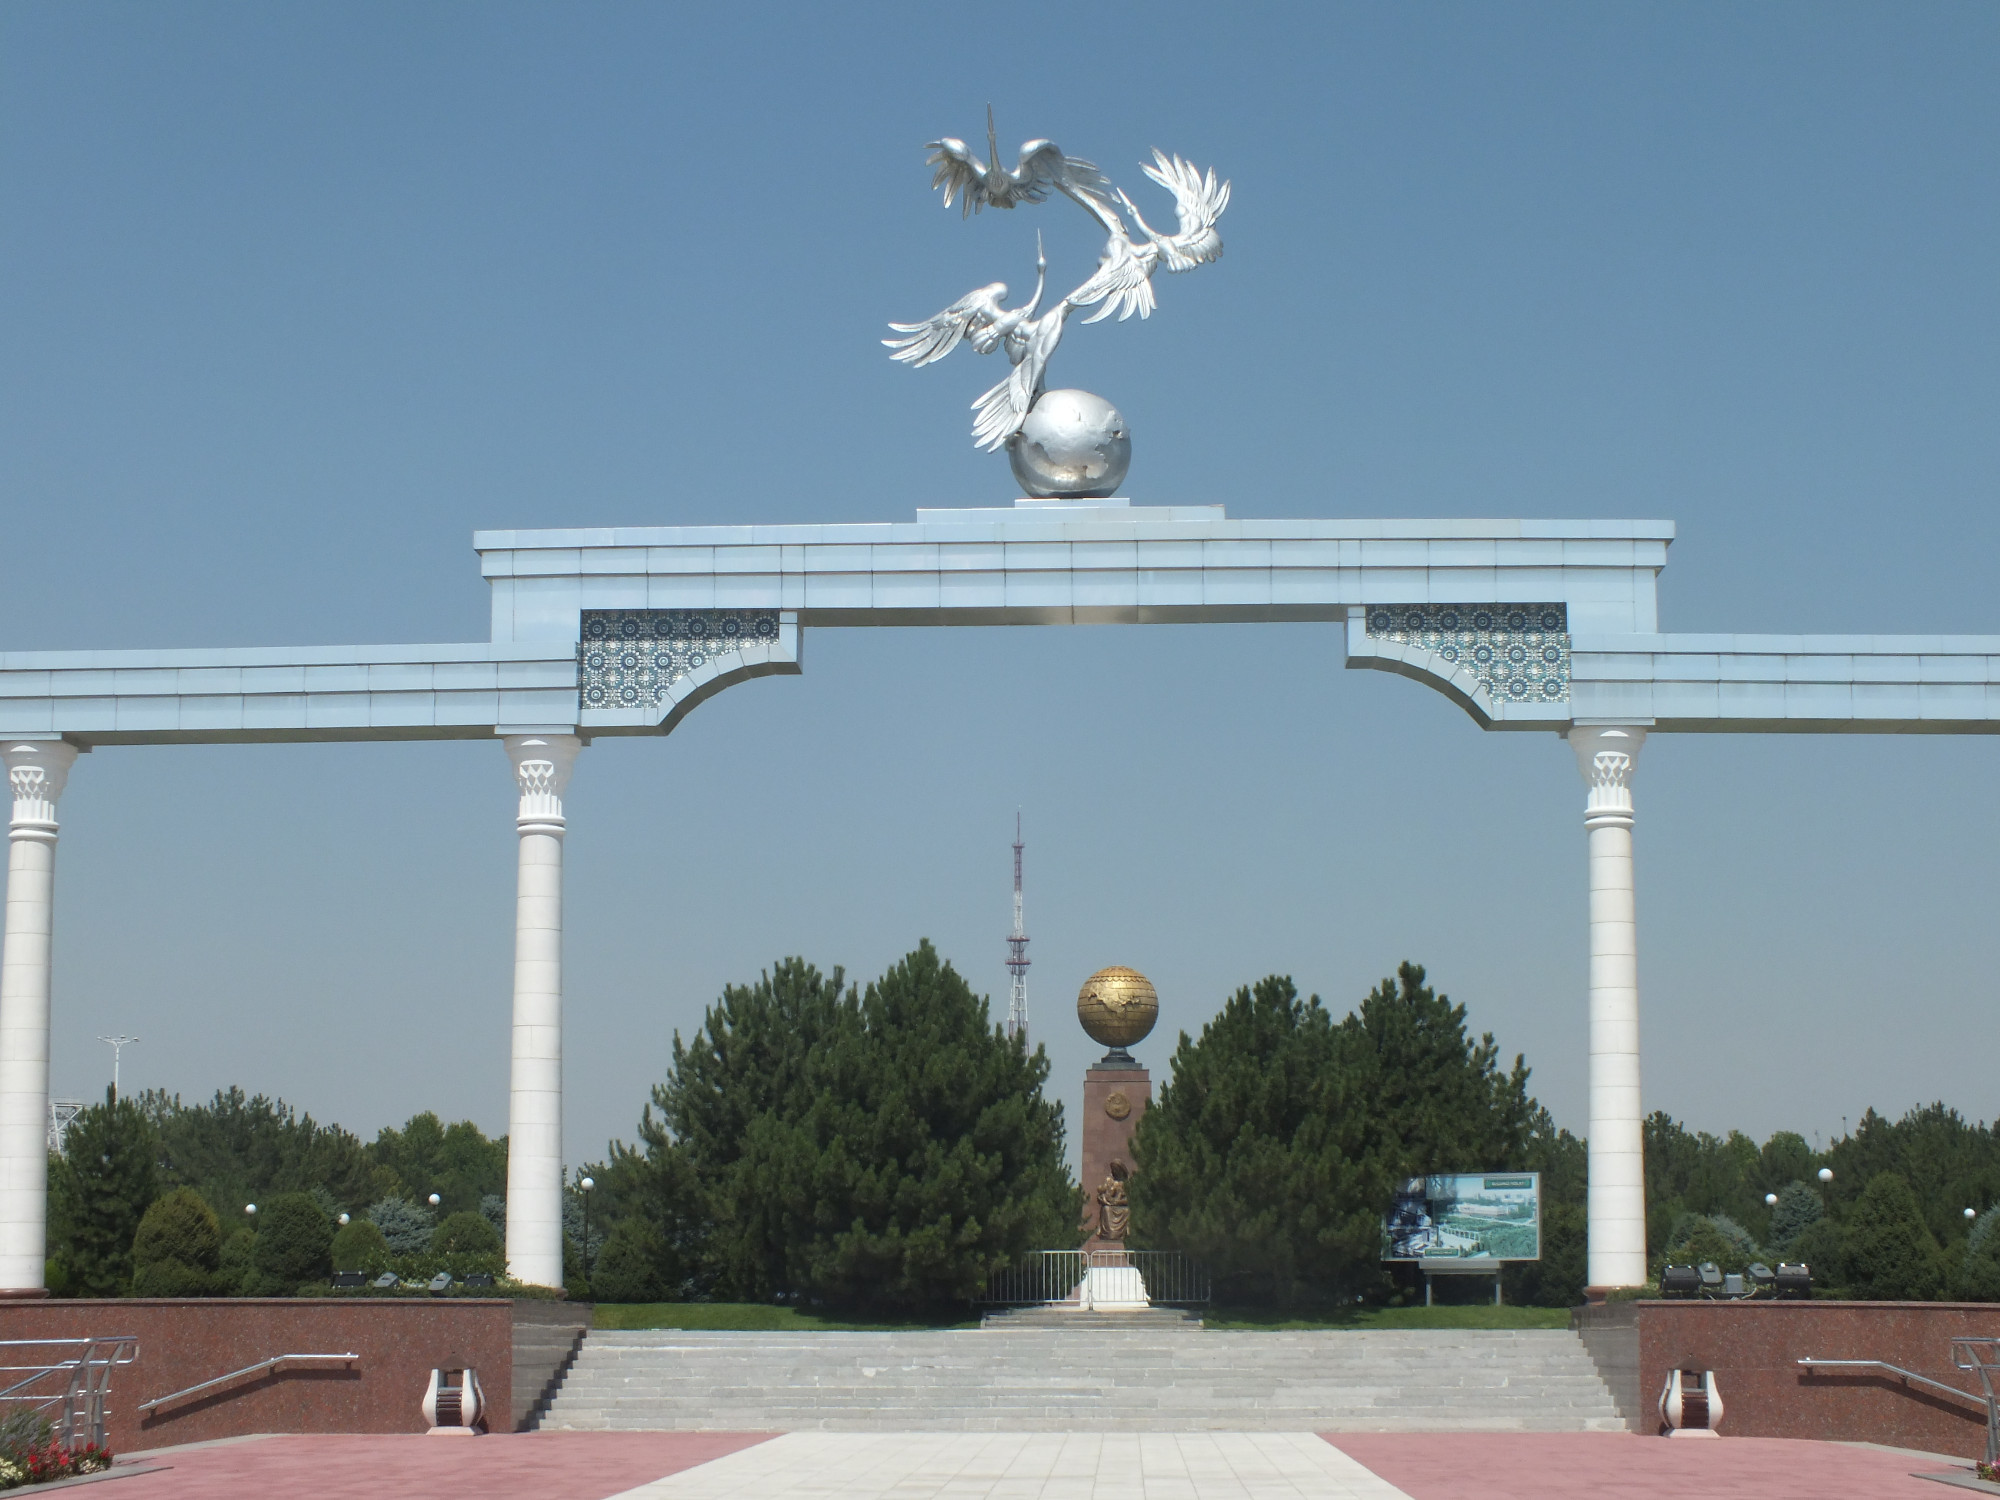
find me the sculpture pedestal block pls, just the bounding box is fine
[1080,1264,1150,1311]
[1081,1057,1150,1227]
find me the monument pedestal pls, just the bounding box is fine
[1081,1051,1150,1225]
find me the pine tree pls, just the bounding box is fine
[1341,962,1535,1177]
[742,941,1074,1311]
[1130,975,1387,1307]
[1846,1171,1943,1301]
[57,1089,160,1297]
[246,1193,333,1294]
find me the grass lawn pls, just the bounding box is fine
[1201,1304,1573,1331]
[592,1302,980,1332]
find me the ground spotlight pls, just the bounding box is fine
[1660,1265,1701,1298]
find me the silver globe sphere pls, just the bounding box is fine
[1007,389,1131,498]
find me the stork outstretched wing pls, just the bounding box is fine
[883,283,1010,367]
[1130,150,1229,272]
[925,112,1116,218]
[1068,233,1159,325]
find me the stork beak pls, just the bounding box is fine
[986,103,999,162]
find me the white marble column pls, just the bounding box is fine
[1569,724,1648,1291]
[0,741,78,1295]
[503,734,581,1289]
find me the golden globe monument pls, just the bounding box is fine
[1077,966,1158,1251]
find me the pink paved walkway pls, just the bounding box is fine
[108,1432,773,1500]
[1326,1432,1967,1500]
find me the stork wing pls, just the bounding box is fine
[1138,150,1230,272]
[926,138,990,217]
[1068,236,1160,325]
[1015,141,1115,208]
[884,283,1006,367]
[971,309,1067,450]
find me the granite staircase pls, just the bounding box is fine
[540,1322,1629,1432]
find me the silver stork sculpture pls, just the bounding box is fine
[885,111,1230,496]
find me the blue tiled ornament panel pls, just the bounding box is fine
[578,610,780,710]
[1365,604,1571,703]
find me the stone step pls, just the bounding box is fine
[541,1325,1624,1433]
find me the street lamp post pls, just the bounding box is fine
[579,1176,595,1285]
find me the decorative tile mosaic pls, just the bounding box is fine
[1364,603,1571,703]
[578,610,781,710]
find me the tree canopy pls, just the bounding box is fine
[1131,964,1546,1308]
[589,943,1074,1312]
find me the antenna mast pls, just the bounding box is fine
[1006,813,1029,1042]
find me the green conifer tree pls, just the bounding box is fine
[57,1089,160,1297]
[1846,1171,1943,1301]
[1129,975,1386,1307]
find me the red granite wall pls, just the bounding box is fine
[0,1299,514,1453]
[1636,1300,2000,1456]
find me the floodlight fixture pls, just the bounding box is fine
[1775,1262,1813,1299]
[427,1272,452,1294]
[372,1272,398,1288]
[1659,1265,1701,1298]
[1818,1168,1833,1183]
[1748,1263,1775,1292]
[1698,1262,1723,1290]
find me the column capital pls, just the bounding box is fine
[1568,724,1644,830]
[4,742,79,845]
[504,734,581,836]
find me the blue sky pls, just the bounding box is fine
[3,3,1997,1180]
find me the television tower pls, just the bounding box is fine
[1006,813,1029,1042]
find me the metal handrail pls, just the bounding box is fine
[1796,1357,1981,1405]
[137,1352,358,1417]
[0,1337,139,1451]
[1953,1338,2000,1467]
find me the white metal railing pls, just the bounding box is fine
[0,1337,138,1451]
[137,1352,358,1418]
[1799,1348,1997,1467]
[981,1249,1209,1307]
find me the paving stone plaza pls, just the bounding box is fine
[90,1429,1977,1498]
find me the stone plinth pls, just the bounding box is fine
[1080,1056,1149,1250]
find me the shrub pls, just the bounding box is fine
[478,1194,506,1239]
[1846,1172,1943,1301]
[330,1218,390,1273]
[246,1193,333,1294]
[1659,1212,1761,1276]
[366,1197,434,1256]
[590,1219,672,1303]
[131,1189,224,1296]
[430,1211,501,1256]
[217,1228,256,1294]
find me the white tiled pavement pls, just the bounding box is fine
[605,1432,1413,1500]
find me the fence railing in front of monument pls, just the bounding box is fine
[980,1250,1209,1306]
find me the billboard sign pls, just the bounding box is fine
[1382,1173,1540,1262]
